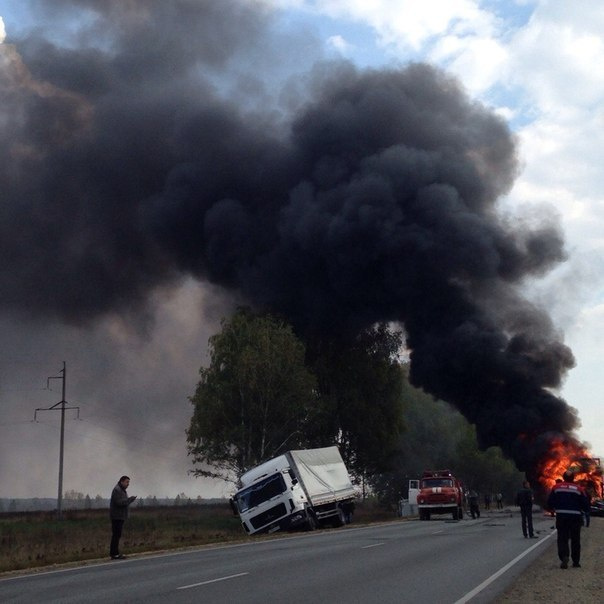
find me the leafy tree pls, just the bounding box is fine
[371,367,523,506]
[455,427,524,502]
[187,308,318,482]
[308,325,405,483]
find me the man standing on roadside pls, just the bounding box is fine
[110,475,137,560]
[515,480,536,538]
[468,490,480,519]
[547,470,590,569]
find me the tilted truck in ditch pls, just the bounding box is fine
[417,469,465,520]
[231,446,356,535]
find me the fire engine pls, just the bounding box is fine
[417,469,465,520]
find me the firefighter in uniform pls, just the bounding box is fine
[547,470,591,569]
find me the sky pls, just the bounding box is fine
[0,0,602,499]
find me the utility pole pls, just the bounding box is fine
[34,362,79,520]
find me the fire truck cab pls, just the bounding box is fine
[417,469,465,521]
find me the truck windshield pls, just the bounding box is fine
[422,478,453,488]
[235,473,287,512]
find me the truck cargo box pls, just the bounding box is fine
[287,446,356,507]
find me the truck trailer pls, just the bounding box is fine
[232,446,356,535]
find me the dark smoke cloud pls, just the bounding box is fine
[0,0,579,476]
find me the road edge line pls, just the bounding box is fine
[453,531,555,603]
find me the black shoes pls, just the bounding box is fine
[573,562,581,568]
[111,554,127,560]
[560,558,569,569]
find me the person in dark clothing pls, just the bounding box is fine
[342,500,355,524]
[484,493,491,510]
[468,491,480,519]
[110,475,137,559]
[515,480,537,538]
[547,470,590,569]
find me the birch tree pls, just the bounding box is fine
[187,308,317,482]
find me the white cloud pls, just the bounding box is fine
[430,33,508,94]
[326,34,353,55]
[509,3,604,112]
[505,3,604,255]
[285,0,494,51]
[0,16,5,43]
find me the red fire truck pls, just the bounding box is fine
[417,469,465,520]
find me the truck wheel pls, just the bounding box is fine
[458,506,463,519]
[332,508,346,528]
[305,511,317,531]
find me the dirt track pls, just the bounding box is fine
[496,516,603,602]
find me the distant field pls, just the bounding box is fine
[0,500,394,573]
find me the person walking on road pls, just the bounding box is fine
[547,470,590,569]
[515,480,536,538]
[110,475,137,560]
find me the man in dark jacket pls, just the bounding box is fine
[468,491,480,519]
[110,475,137,559]
[515,480,536,538]
[547,470,590,569]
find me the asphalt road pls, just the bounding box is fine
[0,510,555,603]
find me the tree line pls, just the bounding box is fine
[187,308,523,505]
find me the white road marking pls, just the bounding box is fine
[453,532,555,603]
[361,542,385,549]
[177,572,249,590]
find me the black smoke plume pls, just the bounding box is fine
[0,1,580,475]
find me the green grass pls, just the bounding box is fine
[0,501,395,573]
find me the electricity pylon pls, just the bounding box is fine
[34,362,80,519]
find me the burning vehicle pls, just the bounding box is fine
[535,438,603,511]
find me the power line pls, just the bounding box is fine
[32,362,79,520]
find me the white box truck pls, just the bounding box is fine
[232,446,356,535]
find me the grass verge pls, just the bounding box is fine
[0,500,395,573]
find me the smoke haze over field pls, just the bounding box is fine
[0,1,585,496]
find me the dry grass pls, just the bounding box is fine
[0,503,244,573]
[0,500,393,573]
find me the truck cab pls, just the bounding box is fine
[232,447,356,535]
[417,469,464,521]
[233,456,310,534]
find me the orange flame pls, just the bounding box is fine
[536,437,603,500]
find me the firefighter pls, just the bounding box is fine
[547,470,590,569]
[468,490,480,519]
[515,480,536,538]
